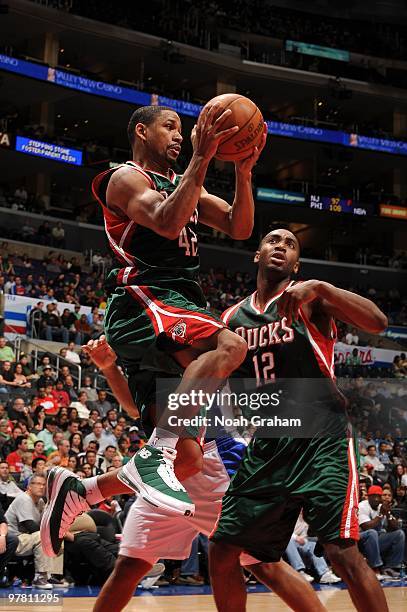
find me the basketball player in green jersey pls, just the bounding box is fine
[42,102,267,539]
[210,229,389,612]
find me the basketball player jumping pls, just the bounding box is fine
[42,335,328,612]
[44,103,267,520]
[209,229,390,612]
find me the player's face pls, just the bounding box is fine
[255,230,300,276]
[147,111,183,163]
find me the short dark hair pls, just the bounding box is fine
[32,457,46,469]
[16,435,26,447]
[127,105,174,148]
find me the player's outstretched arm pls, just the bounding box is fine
[198,123,267,240]
[81,336,140,420]
[107,103,238,240]
[278,280,388,333]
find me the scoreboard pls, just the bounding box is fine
[309,194,373,216]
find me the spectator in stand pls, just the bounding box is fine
[36,386,60,416]
[377,442,392,466]
[80,376,98,403]
[36,355,54,378]
[87,306,100,326]
[61,309,76,340]
[0,497,19,584]
[36,416,58,454]
[93,389,113,417]
[358,485,405,580]
[9,276,26,296]
[0,361,19,392]
[47,439,70,467]
[98,445,117,473]
[117,434,131,461]
[12,364,31,389]
[84,421,112,453]
[1,426,23,459]
[65,340,81,364]
[64,375,78,402]
[5,435,28,475]
[392,356,406,379]
[52,379,70,408]
[69,391,90,419]
[6,474,66,588]
[0,461,22,510]
[32,440,47,461]
[0,420,11,457]
[51,222,65,248]
[7,398,33,429]
[389,464,405,493]
[84,450,103,476]
[43,303,69,343]
[3,274,16,295]
[0,338,15,363]
[18,353,36,381]
[36,366,57,390]
[361,445,386,472]
[68,432,83,457]
[63,419,80,442]
[74,314,92,345]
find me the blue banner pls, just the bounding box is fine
[47,68,151,106]
[1,54,407,158]
[256,187,306,204]
[15,136,83,165]
[0,53,48,80]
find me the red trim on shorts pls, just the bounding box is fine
[339,436,359,540]
[126,285,224,347]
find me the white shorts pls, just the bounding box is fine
[119,440,258,566]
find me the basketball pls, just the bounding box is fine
[201,93,264,161]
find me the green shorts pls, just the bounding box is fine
[104,275,224,429]
[211,435,360,563]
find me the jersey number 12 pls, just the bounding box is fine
[253,352,275,386]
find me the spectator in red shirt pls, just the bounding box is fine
[51,380,70,409]
[36,387,59,416]
[6,436,28,474]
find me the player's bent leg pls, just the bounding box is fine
[247,560,327,612]
[323,540,389,612]
[209,540,247,612]
[93,555,153,612]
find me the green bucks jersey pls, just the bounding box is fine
[223,281,337,383]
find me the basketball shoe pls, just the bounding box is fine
[117,444,195,516]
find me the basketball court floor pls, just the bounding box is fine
[0,581,405,611]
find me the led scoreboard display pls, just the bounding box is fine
[309,194,372,216]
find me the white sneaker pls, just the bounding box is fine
[299,570,314,582]
[118,445,195,516]
[319,570,341,584]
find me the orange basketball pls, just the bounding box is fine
[201,93,264,161]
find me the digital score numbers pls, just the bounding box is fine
[309,194,371,216]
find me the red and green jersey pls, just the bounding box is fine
[92,161,200,281]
